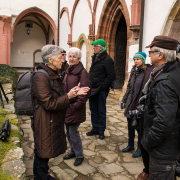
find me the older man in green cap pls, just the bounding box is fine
[86,39,115,140]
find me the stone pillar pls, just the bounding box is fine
[130,0,141,39]
[0,15,12,65]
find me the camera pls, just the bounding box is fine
[128,95,147,129]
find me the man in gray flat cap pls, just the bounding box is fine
[141,35,180,180]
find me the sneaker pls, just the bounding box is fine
[86,129,99,136]
[132,148,141,158]
[74,158,84,166]
[122,146,134,152]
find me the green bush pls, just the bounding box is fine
[0,64,19,93]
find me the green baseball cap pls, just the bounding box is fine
[92,39,106,47]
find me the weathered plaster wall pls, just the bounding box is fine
[11,23,45,67]
[59,12,70,52]
[72,0,92,41]
[0,0,59,26]
[143,0,176,63]
[49,27,55,45]
[81,42,87,68]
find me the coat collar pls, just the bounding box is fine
[91,51,108,66]
[37,63,60,80]
[66,62,84,75]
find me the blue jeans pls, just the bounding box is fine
[89,90,108,133]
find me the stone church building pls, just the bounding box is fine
[0,0,179,100]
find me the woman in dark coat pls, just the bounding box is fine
[63,47,90,166]
[121,52,147,158]
[32,45,90,180]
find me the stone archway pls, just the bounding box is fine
[96,0,131,89]
[12,7,58,44]
[11,7,57,69]
[73,34,93,71]
[162,0,180,41]
[33,49,41,69]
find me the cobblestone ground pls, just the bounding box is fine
[20,97,146,180]
[2,83,180,180]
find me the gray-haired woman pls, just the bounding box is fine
[32,45,90,180]
[63,47,90,166]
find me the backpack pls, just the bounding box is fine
[15,69,62,116]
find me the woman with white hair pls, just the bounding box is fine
[32,45,90,180]
[63,47,90,166]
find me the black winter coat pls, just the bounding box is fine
[122,66,146,118]
[89,51,115,96]
[142,61,180,160]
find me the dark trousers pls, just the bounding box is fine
[89,90,108,133]
[149,156,176,180]
[127,118,141,147]
[139,118,149,174]
[65,123,84,158]
[33,154,55,180]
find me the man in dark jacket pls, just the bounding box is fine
[142,35,180,180]
[86,39,115,140]
[59,50,69,80]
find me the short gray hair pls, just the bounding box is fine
[41,45,64,64]
[67,47,82,59]
[153,46,176,62]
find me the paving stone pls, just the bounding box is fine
[108,126,116,130]
[23,146,34,157]
[100,153,118,163]
[84,150,96,156]
[111,136,127,143]
[21,123,31,129]
[98,163,124,175]
[93,156,103,164]
[104,130,110,137]
[111,175,131,180]
[122,153,142,163]
[24,160,34,169]
[51,166,78,180]
[97,139,107,145]
[95,145,106,150]
[50,153,65,166]
[11,124,19,131]
[121,162,144,175]
[108,117,120,123]
[88,141,95,151]
[92,173,109,180]
[82,139,93,146]
[64,159,96,175]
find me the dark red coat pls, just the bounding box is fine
[63,62,90,124]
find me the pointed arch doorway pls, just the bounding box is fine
[96,0,131,90]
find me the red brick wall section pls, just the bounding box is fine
[131,0,141,25]
[0,15,12,65]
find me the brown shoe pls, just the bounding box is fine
[137,172,149,180]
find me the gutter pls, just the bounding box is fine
[139,0,145,52]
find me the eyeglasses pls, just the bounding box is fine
[62,54,66,56]
[148,51,159,54]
